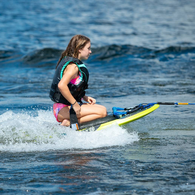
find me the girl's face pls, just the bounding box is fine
[78,42,92,60]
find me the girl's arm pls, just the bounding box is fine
[58,63,81,114]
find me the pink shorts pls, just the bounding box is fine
[53,103,68,122]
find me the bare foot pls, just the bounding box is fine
[60,119,70,127]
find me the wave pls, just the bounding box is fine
[0,50,23,64]
[91,45,195,61]
[23,48,62,65]
[0,110,139,152]
[1,45,195,66]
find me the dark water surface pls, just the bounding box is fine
[1,0,195,194]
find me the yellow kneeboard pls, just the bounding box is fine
[79,104,159,132]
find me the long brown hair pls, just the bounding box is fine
[56,35,90,68]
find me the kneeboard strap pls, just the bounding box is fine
[70,106,80,130]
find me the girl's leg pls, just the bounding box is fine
[78,104,107,123]
[57,106,71,126]
[58,104,107,126]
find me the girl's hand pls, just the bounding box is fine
[84,96,96,105]
[72,102,81,115]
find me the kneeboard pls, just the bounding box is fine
[79,104,159,132]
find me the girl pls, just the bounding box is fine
[50,35,107,127]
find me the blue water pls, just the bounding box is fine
[1,0,195,194]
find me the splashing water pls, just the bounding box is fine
[0,110,139,152]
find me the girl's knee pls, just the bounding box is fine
[101,106,107,118]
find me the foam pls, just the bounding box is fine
[0,110,139,152]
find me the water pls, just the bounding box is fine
[0,0,195,194]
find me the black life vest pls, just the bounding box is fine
[49,56,89,105]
